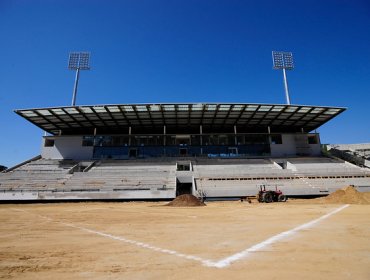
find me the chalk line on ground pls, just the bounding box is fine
[12,204,349,268]
[209,204,349,268]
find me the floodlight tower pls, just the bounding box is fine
[272,51,294,105]
[68,52,90,106]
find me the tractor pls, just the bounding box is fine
[257,185,287,203]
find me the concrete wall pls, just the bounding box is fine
[270,134,296,157]
[309,143,322,156]
[42,133,321,160]
[41,136,93,160]
[270,134,321,157]
[0,189,176,200]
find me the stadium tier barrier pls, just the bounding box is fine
[0,157,369,199]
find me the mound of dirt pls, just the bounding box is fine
[323,186,370,204]
[167,194,206,207]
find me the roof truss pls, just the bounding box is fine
[15,103,346,135]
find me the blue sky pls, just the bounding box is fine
[0,0,369,167]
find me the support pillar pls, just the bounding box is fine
[234,125,237,145]
[163,125,166,156]
[129,126,132,146]
[200,125,203,155]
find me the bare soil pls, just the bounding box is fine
[166,194,206,207]
[0,198,369,279]
[321,186,370,204]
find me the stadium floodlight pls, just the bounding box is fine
[68,52,90,106]
[272,51,294,105]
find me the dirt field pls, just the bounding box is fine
[0,200,369,280]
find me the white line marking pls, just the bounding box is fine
[12,204,349,268]
[12,208,215,266]
[209,204,350,268]
[59,221,215,266]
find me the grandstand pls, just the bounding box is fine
[327,143,370,168]
[1,103,369,200]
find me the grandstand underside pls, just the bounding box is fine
[1,103,370,201]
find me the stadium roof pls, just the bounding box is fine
[15,103,346,135]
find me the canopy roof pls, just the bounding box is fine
[15,103,346,135]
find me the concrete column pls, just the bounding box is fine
[234,125,237,145]
[268,126,271,144]
[129,126,132,146]
[163,125,166,146]
[163,125,166,156]
[200,125,203,155]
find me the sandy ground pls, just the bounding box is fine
[0,200,369,280]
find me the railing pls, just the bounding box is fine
[0,186,175,193]
[2,155,41,173]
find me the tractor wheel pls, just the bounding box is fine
[262,192,273,203]
[278,194,287,202]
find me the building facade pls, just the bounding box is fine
[16,103,344,160]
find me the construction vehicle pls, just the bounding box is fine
[257,185,287,203]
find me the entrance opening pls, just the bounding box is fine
[44,139,55,147]
[177,162,190,171]
[176,180,192,196]
[129,148,138,158]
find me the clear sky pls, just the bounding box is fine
[1,0,369,167]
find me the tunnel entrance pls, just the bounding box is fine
[176,181,192,196]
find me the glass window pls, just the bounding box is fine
[94,136,113,146]
[308,135,318,144]
[191,135,201,145]
[165,136,176,146]
[203,135,218,145]
[219,135,228,145]
[271,134,282,144]
[245,135,269,144]
[44,139,54,147]
[236,135,245,145]
[82,136,94,146]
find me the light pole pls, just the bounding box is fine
[68,52,90,106]
[272,51,294,105]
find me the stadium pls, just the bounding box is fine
[1,101,369,201]
[3,3,370,279]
